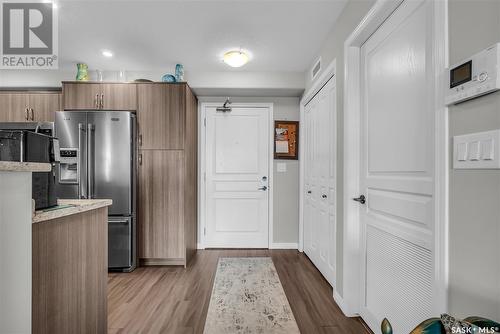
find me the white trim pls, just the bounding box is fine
[198,102,274,249]
[269,243,299,250]
[298,58,337,254]
[342,0,449,318]
[333,290,356,318]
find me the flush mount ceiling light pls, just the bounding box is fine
[102,50,113,58]
[223,50,249,68]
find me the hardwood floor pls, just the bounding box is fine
[108,250,371,334]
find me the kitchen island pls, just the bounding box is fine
[0,162,111,334]
[32,199,111,334]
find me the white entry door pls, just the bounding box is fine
[358,0,436,332]
[204,106,270,248]
[303,76,336,286]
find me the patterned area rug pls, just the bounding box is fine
[203,257,300,334]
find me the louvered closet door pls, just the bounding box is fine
[359,0,436,332]
[304,76,336,287]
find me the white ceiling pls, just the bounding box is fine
[56,0,348,73]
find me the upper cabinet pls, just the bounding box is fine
[27,93,62,122]
[0,93,29,122]
[137,84,185,150]
[62,82,137,110]
[62,83,101,110]
[0,92,61,122]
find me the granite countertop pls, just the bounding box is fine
[0,161,52,172]
[33,199,113,224]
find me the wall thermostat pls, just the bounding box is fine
[445,43,500,105]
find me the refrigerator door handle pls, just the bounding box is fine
[87,123,95,199]
[78,123,85,199]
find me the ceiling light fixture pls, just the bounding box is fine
[223,50,249,68]
[102,50,113,58]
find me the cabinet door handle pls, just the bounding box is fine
[138,134,142,147]
[25,108,29,121]
[94,94,99,108]
[100,94,104,109]
[138,153,142,166]
[30,108,34,121]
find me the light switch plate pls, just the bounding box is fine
[454,129,500,169]
[277,162,287,172]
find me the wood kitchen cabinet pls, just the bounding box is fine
[138,150,185,261]
[62,82,137,110]
[137,83,185,149]
[0,91,61,122]
[138,83,198,266]
[27,93,62,122]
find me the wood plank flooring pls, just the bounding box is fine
[108,249,371,334]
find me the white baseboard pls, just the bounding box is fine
[196,243,299,250]
[333,290,358,317]
[269,243,299,249]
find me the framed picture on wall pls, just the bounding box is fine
[274,120,299,160]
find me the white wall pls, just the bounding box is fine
[0,69,304,97]
[304,0,376,297]
[448,0,500,320]
[198,96,300,246]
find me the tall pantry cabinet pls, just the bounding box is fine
[136,83,198,266]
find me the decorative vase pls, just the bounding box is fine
[161,74,176,83]
[76,63,89,81]
[175,64,184,82]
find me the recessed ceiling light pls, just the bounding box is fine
[102,50,113,58]
[223,50,249,68]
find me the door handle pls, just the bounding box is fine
[94,94,99,109]
[30,108,34,121]
[87,123,95,199]
[100,94,104,109]
[353,195,366,204]
[307,190,312,194]
[138,153,142,166]
[78,123,85,199]
[138,134,142,147]
[25,108,29,121]
[258,186,268,191]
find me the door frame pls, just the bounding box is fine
[299,59,337,254]
[342,0,449,317]
[198,102,274,249]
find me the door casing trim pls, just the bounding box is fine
[198,102,274,249]
[342,0,449,318]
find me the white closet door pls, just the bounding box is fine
[304,76,336,286]
[358,0,436,332]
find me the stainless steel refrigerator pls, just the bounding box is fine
[55,110,137,272]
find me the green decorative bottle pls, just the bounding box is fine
[76,63,89,81]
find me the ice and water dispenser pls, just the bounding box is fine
[59,148,78,184]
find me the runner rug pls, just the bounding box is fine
[203,257,300,334]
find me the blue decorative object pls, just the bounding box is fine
[175,64,184,82]
[161,74,176,83]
